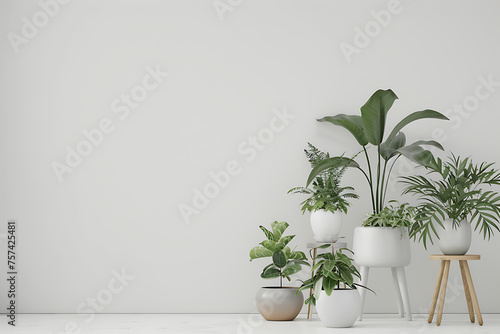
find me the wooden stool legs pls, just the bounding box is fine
[459,260,475,323]
[462,260,483,326]
[306,248,317,319]
[428,260,445,323]
[428,259,483,326]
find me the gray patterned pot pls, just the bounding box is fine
[255,287,303,321]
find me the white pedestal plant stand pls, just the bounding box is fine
[352,227,412,321]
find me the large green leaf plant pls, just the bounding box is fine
[249,221,309,287]
[307,89,449,215]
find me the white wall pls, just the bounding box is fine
[1,0,500,315]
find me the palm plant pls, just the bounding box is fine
[401,154,500,248]
[306,89,449,215]
[288,143,359,214]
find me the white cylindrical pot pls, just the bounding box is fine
[437,219,472,255]
[316,289,361,328]
[353,227,411,267]
[310,210,342,243]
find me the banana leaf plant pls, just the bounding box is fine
[307,89,449,214]
[249,221,309,288]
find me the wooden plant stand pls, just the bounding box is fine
[428,254,483,326]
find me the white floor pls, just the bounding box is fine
[1,314,499,333]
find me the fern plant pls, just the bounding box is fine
[401,154,500,248]
[288,143,359,214]
[249,221,309,288]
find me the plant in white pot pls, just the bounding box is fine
[354,201,416,267]
[296,247,374,328]
[401,154,500,255]
[249,221,310,321]
[305,89,448,320]
[305,89,449,264]
[289,143,359,243]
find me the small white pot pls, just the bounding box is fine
[310,210,342,243]
[437,219,472,255]
[316,289,361,328]
[352,226,411,267]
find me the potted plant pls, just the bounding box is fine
[401,154,500,255]
[289,143,359,242]
[353,201,416,267]
[249,221,310,321]
[305,89,449,266]
[296,246,373,328]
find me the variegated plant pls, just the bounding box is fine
[249,221,309,287]
[296,246,373,305]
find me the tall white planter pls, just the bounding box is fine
[310,210,342,243]
[437,219,472,255]
[352,227,411,267]
[316,289,361,328]
[353,226,412,321]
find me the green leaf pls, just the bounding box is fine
[384,109,449,147]
[276,235,295,250]
[380,131,406,160]
[282,263,302,276]
[397,144,437,168]
[322,276,337,296]
[410,140,445,151]
[260,240,278,252]
[289,259,310,267]
[307,157,360,186]
[338,265,354,286]
[272,250,287,268]
[249,246,273,260]
[318,115,368,146]
[261,267,281,279]
[360,89,398,145]
[323,259,336,272]
[259,225,274,241]
[313,277,323,301]
[270,221,289,241]
[289,250,307,260]
[283,246,291,259]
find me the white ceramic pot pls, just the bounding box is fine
[255,287,304,321]
[310,210,342,243]
[437,219,471,255]
[352,227,411,267]
[316,289,361,328]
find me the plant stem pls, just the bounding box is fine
[382,155,401,205]
[376,146,381,213]
[363,147,376,213]
[380,160,388,210]
[280,272,282,288]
